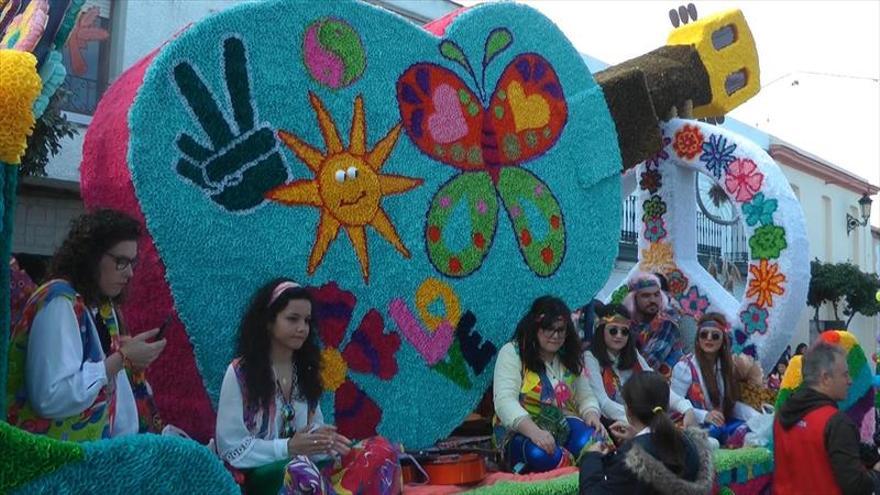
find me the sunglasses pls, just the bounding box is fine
[699,330,723,341]
[606,326,629,337]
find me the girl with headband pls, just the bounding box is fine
[493,296,608,473]
[580,372,713,494]
[584,303,697,430]
[671,313,759,447]
[215,278,400,494]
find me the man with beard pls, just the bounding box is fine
[622,272,684,378]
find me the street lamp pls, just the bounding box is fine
[846,193,873,236]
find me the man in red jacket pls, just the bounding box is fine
[774,340,880,494]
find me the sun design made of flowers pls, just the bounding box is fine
[310,282,401,439]
[266,93,423,283]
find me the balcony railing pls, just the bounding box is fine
[620,195,748,266]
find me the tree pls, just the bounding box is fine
[807,260,880,329]
[18,89,79,177]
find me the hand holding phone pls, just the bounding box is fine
[156,314,174,340]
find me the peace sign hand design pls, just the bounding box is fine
[172,36,288,212]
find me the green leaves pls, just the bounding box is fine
[483,28,512,67]
[439,39,473,73]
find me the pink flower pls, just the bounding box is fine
[725,158,764,202]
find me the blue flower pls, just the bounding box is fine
[742,192,778,227]
[740,304,769,336]
[699,134,737,179]
[644,218,667,242]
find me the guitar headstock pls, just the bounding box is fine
[666,9,760,118]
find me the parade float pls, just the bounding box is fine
[0,0,820,493]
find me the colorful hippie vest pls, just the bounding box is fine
[493,349,579,449]
[600,358,644,405]
[683,355,711,411]
[6,280,161,441]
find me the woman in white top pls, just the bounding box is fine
[584,303,696,428]
[493,296,608,473]
[215,278,400,495]
[6,209,165,441]
[671,312,758,447]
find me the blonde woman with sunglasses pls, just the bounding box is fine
[584,303,696,430]
[671,313,759,447]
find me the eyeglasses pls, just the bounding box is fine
[607,326,629,337]
[539,326,567,337]
[104,252,137,271]
[699,330,723,341]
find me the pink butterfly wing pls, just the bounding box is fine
[397,63,486,171]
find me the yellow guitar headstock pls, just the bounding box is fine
[666,9,760,118]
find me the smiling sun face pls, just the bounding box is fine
[266,92,422,282]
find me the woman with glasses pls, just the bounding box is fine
[493,296,607,473]
[6,209,165,441]
[671,313,758,447]
[584,303,696,429]
[215,278,400,495]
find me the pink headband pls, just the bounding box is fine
[269,281,301,307]
[698,319,728,332]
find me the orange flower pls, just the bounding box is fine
[747,260,785,308]
[640,242,676,273]
[673,124,704,160]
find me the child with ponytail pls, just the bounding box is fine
[579,372,713,495]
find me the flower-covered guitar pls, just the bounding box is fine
[397,29,567,278]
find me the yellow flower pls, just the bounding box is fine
[640,242,676,272]
[320,348,348,392]
[0,50,42,164]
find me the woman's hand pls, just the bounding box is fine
[119,329,166,370]
[585,410,608,439]
[287,430,336,456]
[313,425,352,456]
[528,429,557,455]
[682,410,698,428]
[706,409,725,427]
[609,421,635,443]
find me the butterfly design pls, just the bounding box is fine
[396,28,568,278]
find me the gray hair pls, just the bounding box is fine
[802,341,846,387]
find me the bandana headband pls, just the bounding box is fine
[698,319,728,333]
[602,314,630,326]
[269,281,301,307]
[628,278,659,292]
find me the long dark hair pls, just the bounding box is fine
[591,303,638,370]
[236,278,322,411]
[623,372,687,474]
[514,296,583,376]
[694,312,738,418]
[48,209,141,305]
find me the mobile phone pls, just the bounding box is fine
[156,314,174,339]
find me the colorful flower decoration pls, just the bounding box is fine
[740,304,769,335]
[645,134,672,169]
[310,282,401,440]
[672,124,704,160]
[699,134,737,179]
[610,284,629,305]
[0,0,48,51]
[742,192,777,227]
[724,158,764,203]
[749,225,787,260]
[639,169,662,193]
[644,217,667,242]
[678,286,710,319]
[640,242,675,273]
[642,195,667,221]
[747,260,785,308]
[0,50,42,164]
[666,269,690,296]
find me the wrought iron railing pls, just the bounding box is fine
[620,195,748,263]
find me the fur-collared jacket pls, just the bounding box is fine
[579,427,714,495]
